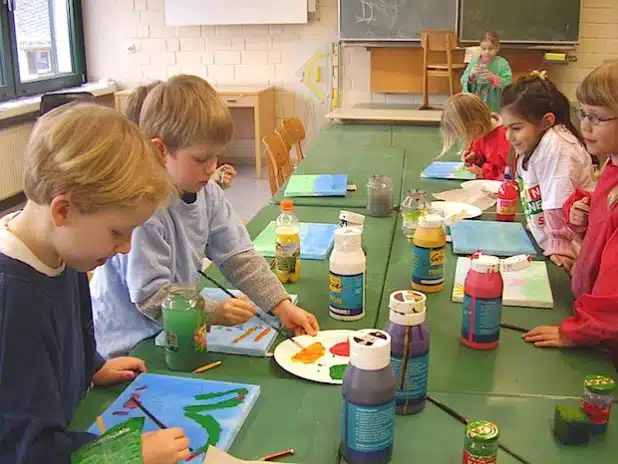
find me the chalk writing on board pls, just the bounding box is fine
[356,0,407,30]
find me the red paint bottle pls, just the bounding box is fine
[496,167,518,222]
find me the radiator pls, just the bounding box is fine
[0,122,33,201]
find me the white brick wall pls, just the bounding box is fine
[82,0,618,136]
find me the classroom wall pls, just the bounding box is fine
[81,0,618,148]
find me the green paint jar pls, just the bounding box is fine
[463,420,499,464]
[162,284,208,371]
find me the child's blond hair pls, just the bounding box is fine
[576,60,618,209]
[127,74,234,153]
[23,103,175,213]
[441,93,493,156]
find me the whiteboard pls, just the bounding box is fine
[165,0,308,26]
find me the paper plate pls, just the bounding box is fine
[273,330,356,385]
[431,201,483,220]
[461,179,502,195]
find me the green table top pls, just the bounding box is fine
[311,123,394,148]
[378,216,615,398]
[270,145,406,209]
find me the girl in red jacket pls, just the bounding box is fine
[525,61,618,349]
[441,93,510,180]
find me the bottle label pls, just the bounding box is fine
[496,198,517,216]
[402,210,422,229]
[582,399,612,425]
[165,331,179,352]
[341,397,395,455]
[329,271,365,316]
[461,294,502,344]
[275,240,300,274]
[462,449,497,464]
[411,245,445,286]
[391,352,429,404]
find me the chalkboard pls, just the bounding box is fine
[339,0,457,41]
[459,0,580,44]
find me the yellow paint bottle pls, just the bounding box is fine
[411,214,446,293]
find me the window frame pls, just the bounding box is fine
[1,0,86,102]
[0,5,16,102]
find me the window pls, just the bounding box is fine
[0,0,86,103]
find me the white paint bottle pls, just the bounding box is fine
[329,227,366,321]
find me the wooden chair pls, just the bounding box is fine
[275,118,306,164]
[262,133,294,196]
[420,29,466,110]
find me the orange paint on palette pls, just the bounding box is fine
[291,342,325,364]
[254,327,272,342]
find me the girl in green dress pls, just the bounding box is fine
[461,32,513,113]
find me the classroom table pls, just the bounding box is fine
[377,216,615,398]
[73,124,617,463]
[270,145,406,209]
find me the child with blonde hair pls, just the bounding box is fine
[91,75,319,358]
[127,81,237,189]
[461,32,513,112]
[441,93,510,180]
[500,71,595,272]
[0,104,189,462]
[525,61,618,349]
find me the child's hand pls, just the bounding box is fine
[550,254,574,272]
[212,164,237,189]
[570,197,590,226]
[211,296,256,326]
[523,325,576,348]
[482,71,495,81]
[467,165,483,177]
[142,428,191,464]
[93,357,147,386]
[470,65,480,77]
[272,300,319,336]
[463,150,481,167]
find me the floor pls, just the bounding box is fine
[0,164,271,222]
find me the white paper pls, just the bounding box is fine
[432,188,496,211]
[203,446,299,464]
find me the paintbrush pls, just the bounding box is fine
[427,396,532,464]
[130,397,168,429]
[197,270,305,350]
[500,322,529,333]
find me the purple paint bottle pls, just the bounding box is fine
[341,329,396,464]
[384,290,430,414]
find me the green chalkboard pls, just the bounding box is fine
[459,0,580,44]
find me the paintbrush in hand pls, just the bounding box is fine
[197,270,305,349]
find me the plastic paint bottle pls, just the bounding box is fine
[329,227,366,321]
[411,214,446,293]
[339,210,366,233]
[341,329,396,464]
[463,420,499,464]
[496,167,518,222]
[274,200,301,283]
[582,375,616,434]
[384,290,430,415]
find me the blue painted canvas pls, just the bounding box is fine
[88,373,260,462]
[421,161,476,180]
[252,221,338,260]
[284,174,348,197]
[155,289,297,357]
[450,220,538,257]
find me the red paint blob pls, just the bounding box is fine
[329,340,350,357]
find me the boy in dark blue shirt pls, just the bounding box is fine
[0,103,188,463]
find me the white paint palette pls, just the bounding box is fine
[273,330,356,385]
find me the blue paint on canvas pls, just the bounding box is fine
[421,161,476,180]
[155,289,297,356]
[253,221,337,260]
[88,373,260,462]
[450,220,538,257]
[284,174,348,197]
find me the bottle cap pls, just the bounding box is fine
[504,167,512,180]
[339,210,365,230]
[389,290,426,326]
[418,214,443,229]
[585,375,616,393]
[334,227,362,251]
[349,329,391,371]
[466,421,499,442]
[500,255,531,273]
[470,255,501,273]
[281,200,294,211]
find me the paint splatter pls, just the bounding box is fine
[291,342,325,364]
[112,410,129,416]
[123,393,141,409]
[329,364,347,381]
[329,340,350,357]
[253,327,271,342]
[135,385,148,391]
[232,327,258,344]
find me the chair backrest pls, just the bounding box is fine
[281,118,305,161]
[39,92,96,116]
[421,30,458,53]
[262,133,294,195]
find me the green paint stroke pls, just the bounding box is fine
[329,364,347,381]
[182,388,249,455]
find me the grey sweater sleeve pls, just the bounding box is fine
[219,249,291,311]
[136,282,218,322]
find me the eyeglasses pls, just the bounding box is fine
[575,107,618,126]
